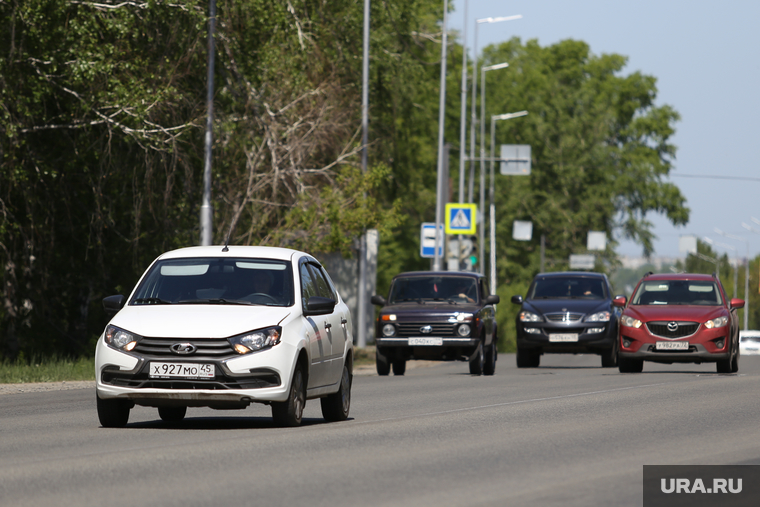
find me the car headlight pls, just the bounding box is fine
[229,326,282,354]
[105,325,142,351]
[519,311,543,322]
[705,317,728,329]
[382,324,396,337]
[621,315,642,328]
[456,324,471,337]
[586,311,611,323]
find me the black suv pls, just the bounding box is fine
[371,271,500,376]
[511,272,621,368]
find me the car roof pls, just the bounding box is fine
[640,273,716,282]
[533,271,606,279]
[155,245,307,262]
[392,271,483,280]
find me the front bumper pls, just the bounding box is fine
[374,336,480,361]
[516,322,616,353]
[619,324,730,364]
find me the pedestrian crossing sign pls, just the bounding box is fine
[444,203,477,234]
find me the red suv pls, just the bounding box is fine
[614,273,744,373]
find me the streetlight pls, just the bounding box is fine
[433,0,449,272]
[467,14,522,204]
[476,62,510,273]
[489,111,528,293]
[716,228,750,331]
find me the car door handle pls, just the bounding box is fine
[324,322,332,329]
[341,317,348,325]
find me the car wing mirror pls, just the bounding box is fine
[484,295,500,305]
[305,296,337,315]
[371,295,387,306]
[730,298,746,310]
[103,295,126,316]
[510,295,523,305]
[612,296,627,307]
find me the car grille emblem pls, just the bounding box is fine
[667,322,679,332]
[170,342,197,355]
[420,325,433,334]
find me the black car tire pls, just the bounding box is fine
[469,341,485,375]
[618,356,644,373]
[483,342,497,375]
[97,395,131,428]
[158,406,187,422]
[272,364,305,427]
[601,339,619,368]
[392,357,406,376]
[321,362,352,422]
[717,345,739,374]
[376,347,391,376]
[516,347,540,368]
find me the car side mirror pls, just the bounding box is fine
[103,295,126,316]
[511,295,523,305]
[730,298,746,310]
[304,296,337,315]
[371,295,387,306]
[612,296,627,307]
[484,295,500,305]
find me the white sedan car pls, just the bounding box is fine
[95,246,353,427]
[739,330,760,356]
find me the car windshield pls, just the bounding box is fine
[388,276,478,304]
[527,277,606,300]
[631,280,722,306]
[130,257,294,307]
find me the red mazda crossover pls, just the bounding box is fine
[614,273,744,373]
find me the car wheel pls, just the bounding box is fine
[516,347,540,368]
[321,362,352,422]
[483,342,497,375]
[376,347,391,376]
[272,364,305,427]
[158,406,187,422]
[97,395,131,428]
[392,357,406,376]
[469,341,485,375]
[601,339,619,368]
[618,357,643,373]
[731,347,740,373]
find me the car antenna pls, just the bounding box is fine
[222,233,230,252]
[644,271,653,277]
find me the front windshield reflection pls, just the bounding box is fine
[389,276,478,304]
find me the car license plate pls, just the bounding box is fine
[409,337,443,346]
[149,362,215,379]
[656,341,689,350]
[549,333,578,342]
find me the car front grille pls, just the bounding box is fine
[395,322,457,337]
[133,337,235,359]
[545,313,584,323]
[646,321,699,339]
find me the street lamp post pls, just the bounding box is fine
[433,0,449,272]
[489,111,528,293]
[477,62,509,274]
[716,228,750,331]
[467,15,522,204]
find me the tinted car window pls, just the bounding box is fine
[389,276,478,304]
[308,264,337,300]
[131,257,293,306]
[528,277,606,300]
[299,262,318,307]
[632,280,722,306]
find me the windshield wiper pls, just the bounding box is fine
[177,298,253,306]
[133,297,172,305]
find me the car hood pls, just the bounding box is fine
[380,302,483,317]
[625,305,727,322]
[107,304,293,338]
[522,298,609,315]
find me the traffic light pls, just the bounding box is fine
[469,235,478,267]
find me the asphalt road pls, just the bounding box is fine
[2,354,760,507]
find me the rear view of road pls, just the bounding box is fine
[2,355,760,507]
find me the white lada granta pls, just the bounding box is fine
[95,245,353,427]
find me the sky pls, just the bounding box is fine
[447,0,760,260]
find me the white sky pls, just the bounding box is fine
[447,0,760,259]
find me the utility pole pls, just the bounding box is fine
[200,0,216,246]
[433,0,449,271]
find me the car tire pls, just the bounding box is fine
[97,395,131,428]
[321,362,352,422]
[516,347,540,368]
[376,347,391,376]
[272,364,305,427]
[731,347,740,373]
[618,357,644,373]
[469,341,485,375]
[158,406,187,422]
[392,357,406,376]
[483,342,497,375]
[601,339,619,368]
